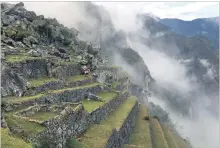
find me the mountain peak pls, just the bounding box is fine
[142,13,160,21]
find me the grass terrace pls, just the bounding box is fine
[82,92,117,112]
[126,104,152,148]
[50,82,100,94]
[4,114,46,137]
[28,77,57,87]
[80,96,137,148]
[6,82,100,104]
[28,111,59,121]
[5,54,43,63]
[68,74,92,83]
[161,125,180,148]
[6,93,45,104]
[1,128,32,148]
[150,118,169,148]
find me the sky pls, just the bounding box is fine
[94,2,219,20]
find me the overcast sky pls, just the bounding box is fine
[94,2,219,20]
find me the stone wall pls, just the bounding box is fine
[24,80,65,96]
[33,104,91,148]
[51,63,80,78]
[4,85,103,112]
[32,93,130,148]
[7,58,49,78]
[90,92,129,123]
[24,77,96,96]
[105,101,139,148]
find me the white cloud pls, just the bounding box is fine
[94,2,219,20]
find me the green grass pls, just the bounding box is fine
[28,77,57,87]
[127,104,152,148]
[1,128,32,148]
[68,75,92,83]
[29,111,59,121]
[81,96,137,148]
[150,118,169,148]
[5,54,43,63]
[6,93,45,104]
[82,92,117,112]
[50,82,100,94]
[161,125,180,148]
[5,115,46,137]
[68,138,88,148]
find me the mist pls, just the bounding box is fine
[22,2,219,148]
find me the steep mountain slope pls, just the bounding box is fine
[133,14,219,118]
[160,17,219,49]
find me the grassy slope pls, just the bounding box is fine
[1,128,32,148]
[150,118,169,148]
[126,104,152,148]
[161,125,180,148]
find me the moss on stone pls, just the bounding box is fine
[28,77,57,87]
[127,104,152,148]
[1,128,32,148]
[81,96,137,148]
[82,92,117,112]
[150,118,169,148]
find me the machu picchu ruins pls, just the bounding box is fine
[1,2,210,148]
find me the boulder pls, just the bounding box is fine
[1,65,28,97]
[28,49,41,57]
[2,15,15,26]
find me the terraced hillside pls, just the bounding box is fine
[1,2,191,148]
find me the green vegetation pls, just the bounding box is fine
[127,104,152,148]
[150,118,169,148]
[68,75,92,83]
[81,96,137,148]
[29,111,59,121]
[29,77,57,87]
[5,115,45,137]
[161,125,180,148]
[68,138,88,148]
[7,83,100,104]
[1,128,32,148]
[7,93,45,104]
[50,82,100,94]
[5,54,43,63]
[82,92,117,112]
